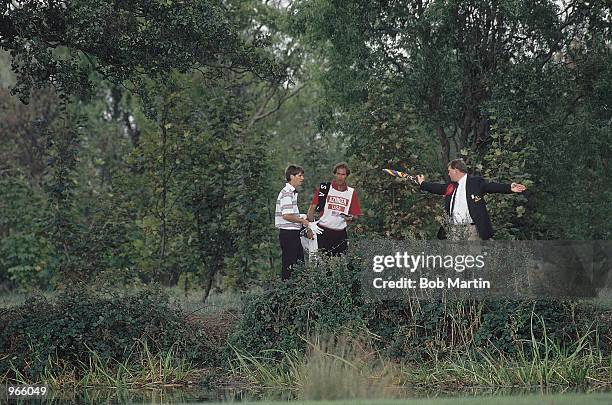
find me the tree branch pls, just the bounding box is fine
[250,83,306,126]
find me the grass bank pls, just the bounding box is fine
[2,279,611,400]
[228,318,612,400]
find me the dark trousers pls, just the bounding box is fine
[279,229,304,280]
[317,226,348,256]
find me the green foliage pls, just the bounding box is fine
[457,118,533,240]
[472,300,601,356]
[1,0,609,294]
[0,0,283,102]
[0,233,50,290]
[229,256,365,356]
[342,84,440,239]
[289,0,611,240]
[40,106,84,281]
[0,174,45,233]
[230,254,609,363]
[485,36,611,239]
[115,71,284,291]
[0,174,51,289]
[1,0,301,291]
[0,285,220,381]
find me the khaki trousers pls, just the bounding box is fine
[449,224,481,241]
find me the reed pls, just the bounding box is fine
[401,313,612,389]
[8,340,203,389]
[229,316,611,399]
[230,334,398,400]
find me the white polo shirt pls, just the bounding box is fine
[274,183,302,230]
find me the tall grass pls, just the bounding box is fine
[229,317,611,399]
[402,314,612,389]
[402,296,485,360]
[296,335,396,400]
[229,334,397,400]
[9,340,204,389]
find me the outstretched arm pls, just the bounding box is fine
[417,175,447,195]
[482,180,526,194]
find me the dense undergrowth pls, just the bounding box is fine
[229,254,610,361]
[0,285,221,387]
[1,256,610,394]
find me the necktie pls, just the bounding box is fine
[450,183,458,220]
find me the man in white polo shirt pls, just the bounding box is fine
[275,164,311,280]
[307,162,362,255]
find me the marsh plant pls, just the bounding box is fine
[230,333,396,400]
[9,340,202,389]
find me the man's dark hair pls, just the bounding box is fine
[448,159,468,173]
[333,162,351,176]
[285,164,304,181]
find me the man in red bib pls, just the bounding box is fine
[307,162,362,256]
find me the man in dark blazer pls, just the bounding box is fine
[416,159,526,240]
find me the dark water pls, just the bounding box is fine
[11,385,612,404]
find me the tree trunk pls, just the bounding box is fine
[202,269,215,304]
[159,117,168,265]
[436,126,450,169]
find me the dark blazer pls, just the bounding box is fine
[420,175,512,240]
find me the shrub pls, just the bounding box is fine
[382,298,608,361]
[0,285,220,381]
[0,233,51,290]
[228,255,366,357]
[229,253,610,363]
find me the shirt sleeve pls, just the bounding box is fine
[349,191,361,216]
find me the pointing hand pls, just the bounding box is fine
[511,183,526,193]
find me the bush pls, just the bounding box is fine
[229,256,366,357]
[229,253,610,362]
[382,298,608,361]
[0,233,51,290]
[0,285,220,381]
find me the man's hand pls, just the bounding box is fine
[341,213,355,223]
[308,222,324,235]
[416,175,425,185]
[282,213,309,226]
[299,213,310,227]
[510,183,526,193]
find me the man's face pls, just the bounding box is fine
[447,166,465,182]
[290,172,304,188]
[334,168,348,186]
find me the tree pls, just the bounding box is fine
[0,0,284,102]
[0,0,301,291]
[287,0,610,238]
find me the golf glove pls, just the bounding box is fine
[308,221,324,235]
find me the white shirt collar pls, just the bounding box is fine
[285,182,296,192]
[457,173,467,186]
